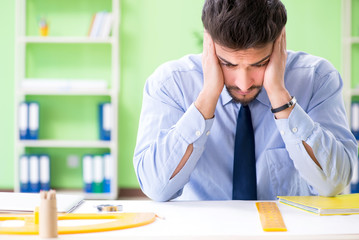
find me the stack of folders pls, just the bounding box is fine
[351,102,359,139]
[82,154,112,193]
[99,103,112,141]
[18,102,39,140]
[19,155,50,193]
[88,11,113,38]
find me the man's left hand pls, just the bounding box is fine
[263,27,293,119]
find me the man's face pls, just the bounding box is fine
[214,42,273,105]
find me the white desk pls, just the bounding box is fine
[1,200,359,240]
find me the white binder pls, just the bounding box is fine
[103,153,112,192]
[29,155,40,192]
[351,102,359,132]
[19,102,28,139]
[103,103,112,131]
[39,155,50,190]
[28,102,39,139]
[82,155,93,193]
[19,155,29,192]
[93,155,104,192]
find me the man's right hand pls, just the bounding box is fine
[195,31,224,119]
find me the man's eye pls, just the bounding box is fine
[254,60,269,68]
[220,62,234,67]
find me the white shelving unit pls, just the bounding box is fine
[14,0,120,200]
[342,0,359,138]
[342,0,359,194]
[342,0,353,123]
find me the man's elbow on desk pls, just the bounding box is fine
[316,183,347,197]
[316,152,356,197]
[140,184,182,202]
[311,166,352,197]
[136,171,182,201]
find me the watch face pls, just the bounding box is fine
[290,96,297,106]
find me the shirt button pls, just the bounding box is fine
[292,127,298,133]
[206,131,210,136]
[280,130,285,136]
[195,131,201,136]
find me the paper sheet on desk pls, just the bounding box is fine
[0,192,84,213]
[73,200,359,238]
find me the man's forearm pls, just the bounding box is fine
[134,101,214,201]
[170,144,193,179]
[276,104,356,196]
[195,88,221,120]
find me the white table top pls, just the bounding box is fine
[1,200,359,240]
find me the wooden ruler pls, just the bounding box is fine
[256,202,287,232]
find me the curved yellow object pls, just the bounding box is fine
[0,212,157,235]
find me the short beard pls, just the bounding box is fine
[226,85,262,105]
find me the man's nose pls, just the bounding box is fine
[234,69,253,92]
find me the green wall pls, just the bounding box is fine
[283,0,342,72]
[0,0,344,189]
[0,0,15,188]
[119,0,205,188]
[352,0,359,88]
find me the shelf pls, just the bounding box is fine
[19,36,114,44]
[20,79,111,95]
[19,140,112,148]
[351,37,359,44]
[351,89,359,96]
[20,89,113,96]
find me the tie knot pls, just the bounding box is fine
[238,105,251,117]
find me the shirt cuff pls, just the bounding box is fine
[275,103,315,144]
[175,103,214,147]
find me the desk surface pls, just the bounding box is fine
[1,200,359,240]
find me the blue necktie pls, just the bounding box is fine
[232,105,257,200]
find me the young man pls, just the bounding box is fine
[133,0,358,201]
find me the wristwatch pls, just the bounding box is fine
[271,96,297,113]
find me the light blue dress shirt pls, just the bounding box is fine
[133,51,358,201]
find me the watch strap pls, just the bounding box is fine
[271,96,297,114]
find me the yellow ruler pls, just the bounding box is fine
[256,202,287,232]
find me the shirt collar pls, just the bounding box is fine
[220,86,271,108]
[220,87,233,106]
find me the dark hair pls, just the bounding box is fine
[202,0,287,49]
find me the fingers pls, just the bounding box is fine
[203,30,216,62]
[280,27,287,57]
[263,27,288,101]
[282,27,286,51]
[201,30,225,99]
[273,27,286,53]
[202,30,209,60]
[273,29,281,52]
[271,27,287,64]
